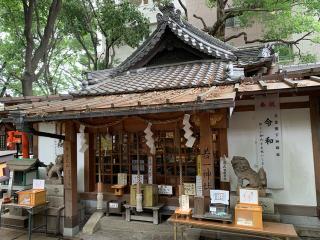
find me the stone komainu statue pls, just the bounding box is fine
[231,156,267,190]
[47,154,63,180]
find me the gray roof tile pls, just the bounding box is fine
[73,61,244,96]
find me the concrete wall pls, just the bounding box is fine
[38,122,63,179]
[228,98,317,206]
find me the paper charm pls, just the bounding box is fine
[79,125,88,153]
[144,122,155,154]
[183,114,196,148]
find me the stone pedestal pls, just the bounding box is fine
[34,183,65,234]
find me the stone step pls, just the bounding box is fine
[82,211,104,235]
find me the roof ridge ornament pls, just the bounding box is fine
[157,3,182,25]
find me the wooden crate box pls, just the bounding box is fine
[130,184,158,207]
[18,189,46,206]
[235,203,263,229]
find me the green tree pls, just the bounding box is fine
[192,0,320,47]
[62,0,150,71]
[0,0,62,96]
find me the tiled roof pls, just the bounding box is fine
[84,4,241,87]
[75,61,244,96]
[77,5,273,97]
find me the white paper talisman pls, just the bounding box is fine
[239,188,258,205]
[181,195,190,211]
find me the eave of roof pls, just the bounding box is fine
[2,73,320,123]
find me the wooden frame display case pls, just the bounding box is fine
[95,132,148,188]
[94,126,200,194]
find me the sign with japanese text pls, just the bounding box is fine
[220,156,230,182]
[132,174,144,185]
[255,94,284,189]
[181,195,190,211]
[239,188,258,205]
[210,190,229,205]
[148,156,153,184]
[183,183,196,196]
[158,185,173,195]
[33,179,45,189]
[117,173,127,185]
[196,176,203,196]
[197,155,202,176]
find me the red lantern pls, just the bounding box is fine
[7,131,29,158]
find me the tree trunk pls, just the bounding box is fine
[22,72,34,96]
[216,0,226,40]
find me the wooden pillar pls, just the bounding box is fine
[63,121,79,236]
[310,96,320,217]
[32,123,38,158]
[199,112,214,196]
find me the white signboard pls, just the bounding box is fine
[132,174,144,185]
[239,188,258,205]
[109,202,118,208]
[181,195,190,211]
[210,190,229,205]
[255,94,284,189]
[117,173,127,185]
[158,185,173,195]
[148,156,153,184]
[33,179,45,189]
[183,183,195,196]
[196,176,203,196]
[220,156,230,182]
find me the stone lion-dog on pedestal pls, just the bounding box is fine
[231,156,267,192]
[47,154,63,180]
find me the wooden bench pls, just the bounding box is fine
[124,203,164,225]
[168,215,298,240]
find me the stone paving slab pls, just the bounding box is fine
[0,227,58,240]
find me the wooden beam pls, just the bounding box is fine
[199,112,214,196]
[30,128,65,140]
[197,86,216,101]
[63,121,79,235]
[258,80,268,90]
[310,76,320,83]
[310,96,320,217]
[283,78,298,88]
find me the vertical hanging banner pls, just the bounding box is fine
[148,156,153,184]
[255,94,284,189]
